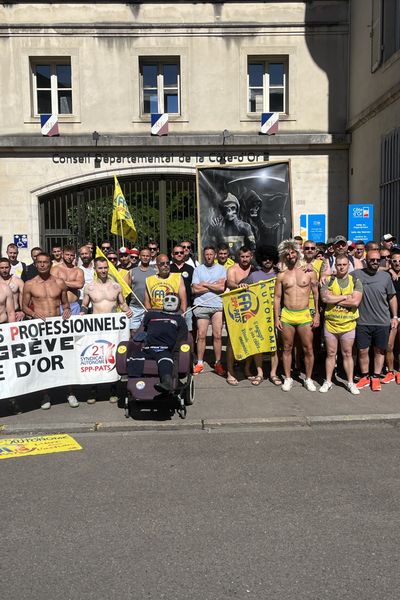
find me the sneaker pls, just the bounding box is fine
[87,387,96,404]
[370,377,381,392]
[396,372,400,385]
[41,394,51,410]
[381,371,395,384]
[87,397,96,405]
[109,395,119,404]
[193,363,204,375]
[304,378,317,392]
[282,377,294,392]
[347,382,360,395]
[319,381,333,393]
[67,395,79,408]
[9,398,22,415]
[214,362,226,377]
[356,376,370,389]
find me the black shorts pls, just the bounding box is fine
[356,324,391,350]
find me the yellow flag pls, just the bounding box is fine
[110,175,137,242]
[95,247,132,299]
[222,278,277,360]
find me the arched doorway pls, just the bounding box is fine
[39,173,197,255]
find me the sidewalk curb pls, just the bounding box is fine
[1,413,400,436]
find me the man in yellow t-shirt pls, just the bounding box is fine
[320,255,363,395]
[145,253,187,312]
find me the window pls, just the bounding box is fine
[139,58,180,115]
[371,0,400,70]
[248,58,287,114]
[31,59,72,116]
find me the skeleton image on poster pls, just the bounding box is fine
[197,161,292,256]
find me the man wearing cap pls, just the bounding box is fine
[207,193,256,256]
[129,248,140,269]
[381,234,397,252]
[118,247,132,287]
[321,235,355,282]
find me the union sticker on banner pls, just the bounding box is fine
[222,279,277,360]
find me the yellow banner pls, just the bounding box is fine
[222,278,277,360]
[111,175,137,242]
[0,434,82,459]
[95,247,132,299]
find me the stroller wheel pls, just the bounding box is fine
[183,373,195,406]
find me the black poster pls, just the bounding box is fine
[197,161,292,257]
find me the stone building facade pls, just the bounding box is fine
[0,1,354,258]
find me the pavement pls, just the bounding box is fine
[2,359,400,435]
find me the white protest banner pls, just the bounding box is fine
[0,314,129,400]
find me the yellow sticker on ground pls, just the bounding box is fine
[0,434,82,459]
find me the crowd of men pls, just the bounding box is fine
[1,231,399,410]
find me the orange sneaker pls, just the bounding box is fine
[381,371,395,384]
[370,377,381,392]
[396,372,400,385]
[355,376,370,389]
[214,362,226,377]
[193,363,204,375]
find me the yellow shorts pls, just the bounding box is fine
[280,307,312,328]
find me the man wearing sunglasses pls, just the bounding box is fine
[170,245,194,331]
[100,240,112,255]
[147,242,159,266]
[355,250,398,391]
[180,240,199,269]
[145,253,187,313]
[385,251,400,384]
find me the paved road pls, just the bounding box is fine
[2,427,400,599]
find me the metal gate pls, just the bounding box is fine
[39,174,197,256]
[380,127,400,239]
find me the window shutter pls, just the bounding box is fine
[371,0,383,72]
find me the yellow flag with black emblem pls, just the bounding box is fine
[222,279,277,360]
[111,175,137,242]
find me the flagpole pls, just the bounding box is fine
[120,219,125,248]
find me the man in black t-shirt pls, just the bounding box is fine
[170,244,194,331]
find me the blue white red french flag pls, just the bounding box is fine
[151,113,168,136]
[40,114,59,136]
[260,112,279,135]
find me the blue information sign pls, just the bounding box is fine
[299,214,326,243]
[13,234,28,249]
[348,204,374,243]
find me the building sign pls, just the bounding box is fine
[13,234,28,249]
[51,151,265,167]
[348,204,374,242]
[300,214,326,243]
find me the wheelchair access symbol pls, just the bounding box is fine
[13,234,28,249]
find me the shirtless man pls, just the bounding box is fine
[21,252,75,409]
[51,245,84,315]
[80,257,133,404]
[0,279,16,323]
[51,245,63,265]
[274,240,320,392]
[225,246,253,384]
[0,257,24,321]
